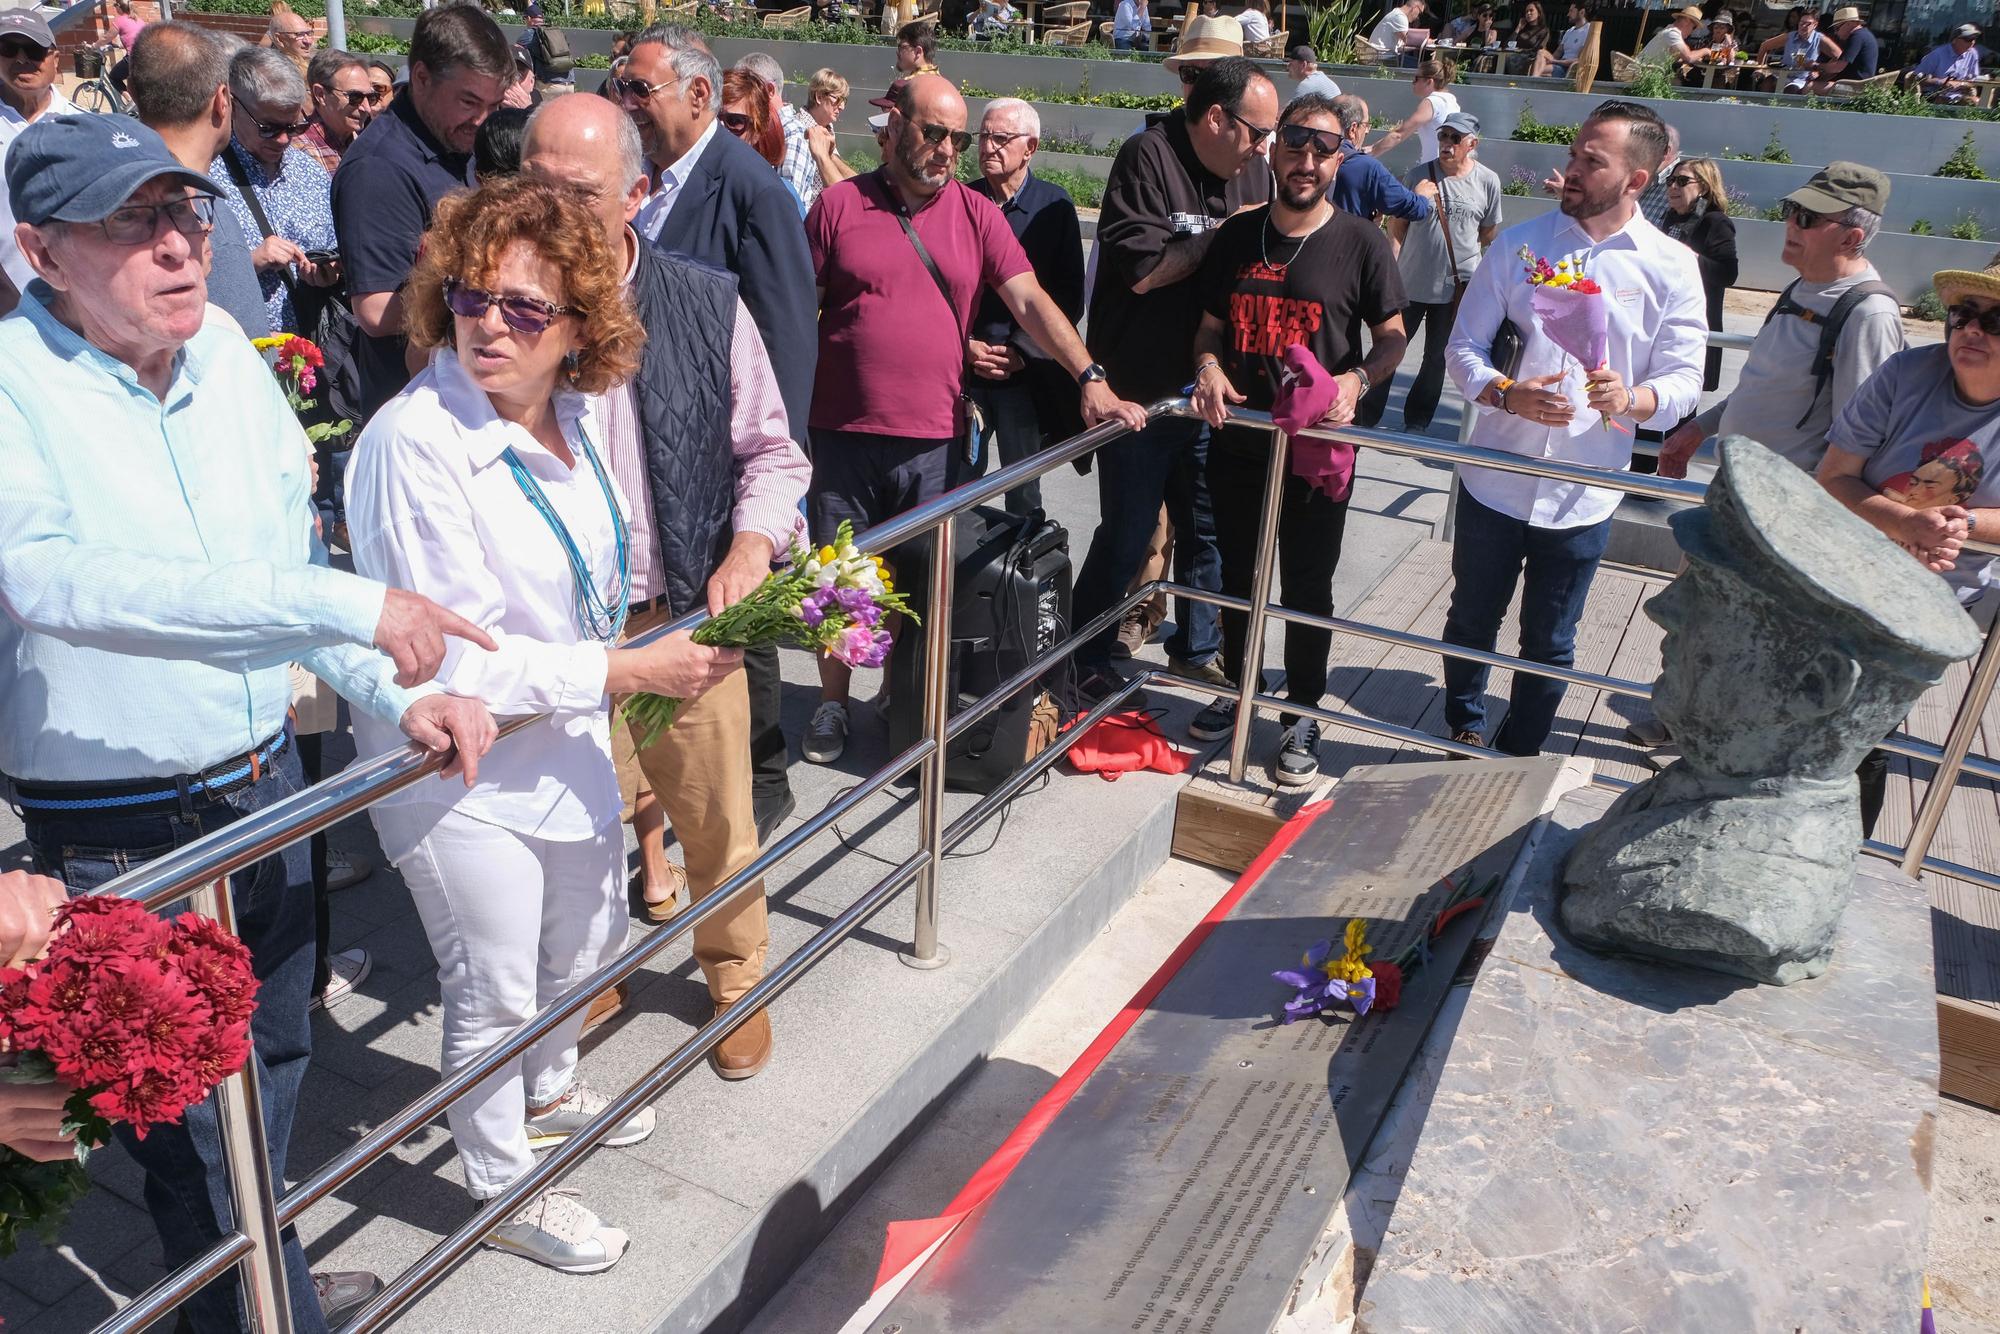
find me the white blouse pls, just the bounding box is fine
[345,347,630,855]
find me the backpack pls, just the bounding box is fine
[1760,277,1900,428]
[531,23,574,78]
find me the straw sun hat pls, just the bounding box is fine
[1934,252,2000,308]
[1165,15,1245,71]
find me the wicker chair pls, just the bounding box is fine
[761,5,811,26]
[1610,49,1647,81]
[1042,18,1092,43]
[1244,32,1287,58]
[1832,68,1901,94]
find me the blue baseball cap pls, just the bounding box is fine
[5,115,220,228]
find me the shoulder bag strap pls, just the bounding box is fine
[895,208,958,322]
[220,148,301,309]
[1429,160,1468,310]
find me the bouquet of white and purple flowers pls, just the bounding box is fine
[622,523,918,747]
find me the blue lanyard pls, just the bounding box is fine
[503,421,631,644]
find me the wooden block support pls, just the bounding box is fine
[1172,716,1336,873]
[1939,994,2000,1110]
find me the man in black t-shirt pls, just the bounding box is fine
[1189,92,1407,787]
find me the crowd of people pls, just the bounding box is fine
[0,1,1996,1329]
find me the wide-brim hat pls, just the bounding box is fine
[1829,6,1862,24]
[1165,15,1244,71]
[1673,6,1702,21]
[1954,22,1981,38]
[1708,11,1734,28]
[1934,251,2000,307]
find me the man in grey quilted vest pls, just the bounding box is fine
[523,94,810,1082]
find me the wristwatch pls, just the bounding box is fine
[1077,362,1108,385]
[1352,367,1373,398]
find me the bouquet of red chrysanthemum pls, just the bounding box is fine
[253,333,351,447]
[0,897,258,1255]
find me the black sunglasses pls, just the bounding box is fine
[250,115,312,139]
[332,88,373,108]
[98,195,216,246]
[1226,107,1275,146]
[1947,302,2000,336]
[913,121,974,153]
[1274,122,1342,157]
[1178,63,1207,84]
[0,36,50,59]
[1666,173,1698,187]
[443,278,579,334]
[1779,199,1835,228]
[719,110,754,134]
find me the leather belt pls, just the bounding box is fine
[10,728,292,814]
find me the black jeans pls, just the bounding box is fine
[1208,433,1350,722]
[1357,299,1456,430]
[23,748,329,1334]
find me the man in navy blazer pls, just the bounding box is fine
[620,21,817,837]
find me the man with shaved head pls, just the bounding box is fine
[521,94,809,1082]
[799,73,1146,764]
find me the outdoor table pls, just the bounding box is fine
[1697,57,1762,90]
[1433,41,1505,74]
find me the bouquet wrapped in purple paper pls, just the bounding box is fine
[623,522,917,747]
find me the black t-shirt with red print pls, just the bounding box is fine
[1197,203,1405,418]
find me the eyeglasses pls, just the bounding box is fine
[1274,122,1342,157]
[443,278,579,334]
[1436,131,1466,145]
[1779,199,1835,228]
[979,129,1029,147]
[719,110,754,134]
[1666,174,1697,187]
[1226,107,1275,146]
[913,121,974,153]
[1947,302,2000,336]
[0,37,50,60]
[250,114,312,139]
[97,195,216,246]
[331,88,373,108]
[613,71,684,102]
[275,27,314,41]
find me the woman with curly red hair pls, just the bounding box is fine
[344,176,741,1275]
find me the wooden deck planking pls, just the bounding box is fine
[1538,572,1647,767]
[1574,580,1667,787]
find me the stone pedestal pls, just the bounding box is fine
[1356,784,1937,1333]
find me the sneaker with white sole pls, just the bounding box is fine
[803,699,849,764]
[486,1188,629,1274]
[1188,697,1238,742]
[1273,719,1322,787]
[325,848,374,893]
[310,948,371,1011]
[525,1078,656,1150]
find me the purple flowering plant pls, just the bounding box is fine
[623,521,916,746]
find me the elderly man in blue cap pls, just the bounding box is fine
[0,114,498,1332]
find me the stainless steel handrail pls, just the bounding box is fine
[77,390,1999,1331]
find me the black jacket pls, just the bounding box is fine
[645,127,818,443]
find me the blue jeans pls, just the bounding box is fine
[969,378,1047,517]
[1071,414,1222,670]
[1441,486,1611,756]
[24,747,328,1334]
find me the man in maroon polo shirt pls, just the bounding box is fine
[801,73,1145,764]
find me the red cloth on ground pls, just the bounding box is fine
[1064,710,1195,781]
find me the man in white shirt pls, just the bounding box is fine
[1441,99,1706,756]
[1368,0,1426,59]
[1640,5,1717,69]
[0,10,78,311]
[1287,44,1343,98]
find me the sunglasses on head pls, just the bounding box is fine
[1947,302,2000,336]
[719,110,753,133]
[1225,107,1275,146]
[443,278,579,334]
[1274,122,1342,157]
[251,115,312,139]
[97,194,216,246]
[0,36,49,59]
[913,121,974,153]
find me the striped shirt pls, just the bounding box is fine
[0,287,416,782]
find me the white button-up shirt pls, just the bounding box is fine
[345,348,628,854]
[1445,206,1707,528]
[635,116,720,245]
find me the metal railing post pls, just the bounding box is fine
[902,524,955,969]
[1902,613,2000,878]
[1226,428,1291,784]
[192,875,295,1334]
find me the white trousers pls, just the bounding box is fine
[375,804,627,1199]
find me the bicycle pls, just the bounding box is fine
[70,41,132,116]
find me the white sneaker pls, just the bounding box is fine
[326,848,375,892]
[525,1078,656,1150]
[310,949,371,1011]
[803,699,849,764]
[486,1188,629,1274]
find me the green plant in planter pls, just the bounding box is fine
[1502,165,1534,196]
[1910,288,1946,322]
[1622,62,1681,101]
[1759,202,1788,222]
[1935,130,1989,180]
[1723,186,1756,218]
[1949,213,1987,240]
[1304,0,1364,65]
[1513,104,1578,145]
[1911,218,1935,235]
[1756,127,1791,164]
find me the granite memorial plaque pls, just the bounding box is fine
[875,757,1567,1334]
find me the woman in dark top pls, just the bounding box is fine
[1660,156,1739,393]
[1510,0,1554,74]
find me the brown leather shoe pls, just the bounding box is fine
[709,1003,772,1081]
[583,983,628,1035]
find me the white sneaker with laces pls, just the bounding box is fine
[310,949,371,1011]
[486,1188,629,1274]
[525,1079,656,1150]
[803,699,850,764]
